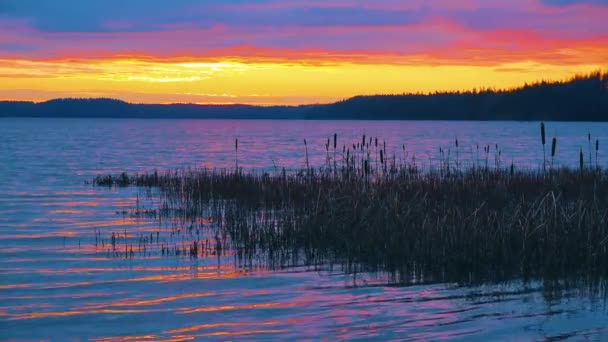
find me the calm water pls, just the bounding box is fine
[2,118,608,341]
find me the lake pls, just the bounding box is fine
[1,118,608,340]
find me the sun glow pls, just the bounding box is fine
[1,57,605,105]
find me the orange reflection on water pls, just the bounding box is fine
[85,292,215,309]
[71,217,148,228]
[0,283,32,290]
[55,201,100,207]
[166,320,281,334]
[49,209,88,215]
[201,329,288,337]
[0,231,81,240]
[8,308,172,320]
[120,270,244,283]
[178,302,292,314]
[93,334,159,342]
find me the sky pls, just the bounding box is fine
[0,0,607,105]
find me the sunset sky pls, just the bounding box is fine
[1,0,607,105]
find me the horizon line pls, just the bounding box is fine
[3,70,605,107]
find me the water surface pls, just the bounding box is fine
[2,118,608,340]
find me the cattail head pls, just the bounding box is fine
[455,138,459,148]
[333,133,337,149]
[362,134,366,148]
[551,137,557,157]
[596,139,599,151]
[540,122,546,145]
[375,138,378,147]
[588,133,591,142]
[380,149,384,164]
[580,148,584,169]
[304,139,307,146]
[235,138,238,151]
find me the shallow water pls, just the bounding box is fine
[2,118,608,340]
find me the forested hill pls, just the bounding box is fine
[1,72,607,121]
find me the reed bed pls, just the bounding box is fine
[94,129,608,286]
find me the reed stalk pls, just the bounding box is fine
[541,122,546,172]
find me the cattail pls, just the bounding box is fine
[588,133,592,168]
[455,138,459,148]
[541,122,546,145]
[304,139,309,172]
[541,122,546,171]
[375,138,378,147]
[596,139,600,169]
[333,133,337,150]
[362,134,366,150]
[580,148,584,170]
[235,138,239,172]
[551,136,557,169]
[380,149,384,164]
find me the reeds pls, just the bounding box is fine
[94,133,608,287]
[541,122,546,171]
[551,136,557,169]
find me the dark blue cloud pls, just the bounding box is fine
[542,0,608,5]
[0,0,425,32]
[0,0,206,32]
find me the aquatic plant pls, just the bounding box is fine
[93,131,608,287]
[541,122,546,171]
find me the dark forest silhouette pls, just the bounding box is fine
[1,72,607,121]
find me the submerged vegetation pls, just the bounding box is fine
[94,125,608,289]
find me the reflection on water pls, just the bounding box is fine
[1,118,608,340]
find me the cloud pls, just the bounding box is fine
[1,0,606,105]
[542,0,608,5]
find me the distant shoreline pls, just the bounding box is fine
[2,72,607,121]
